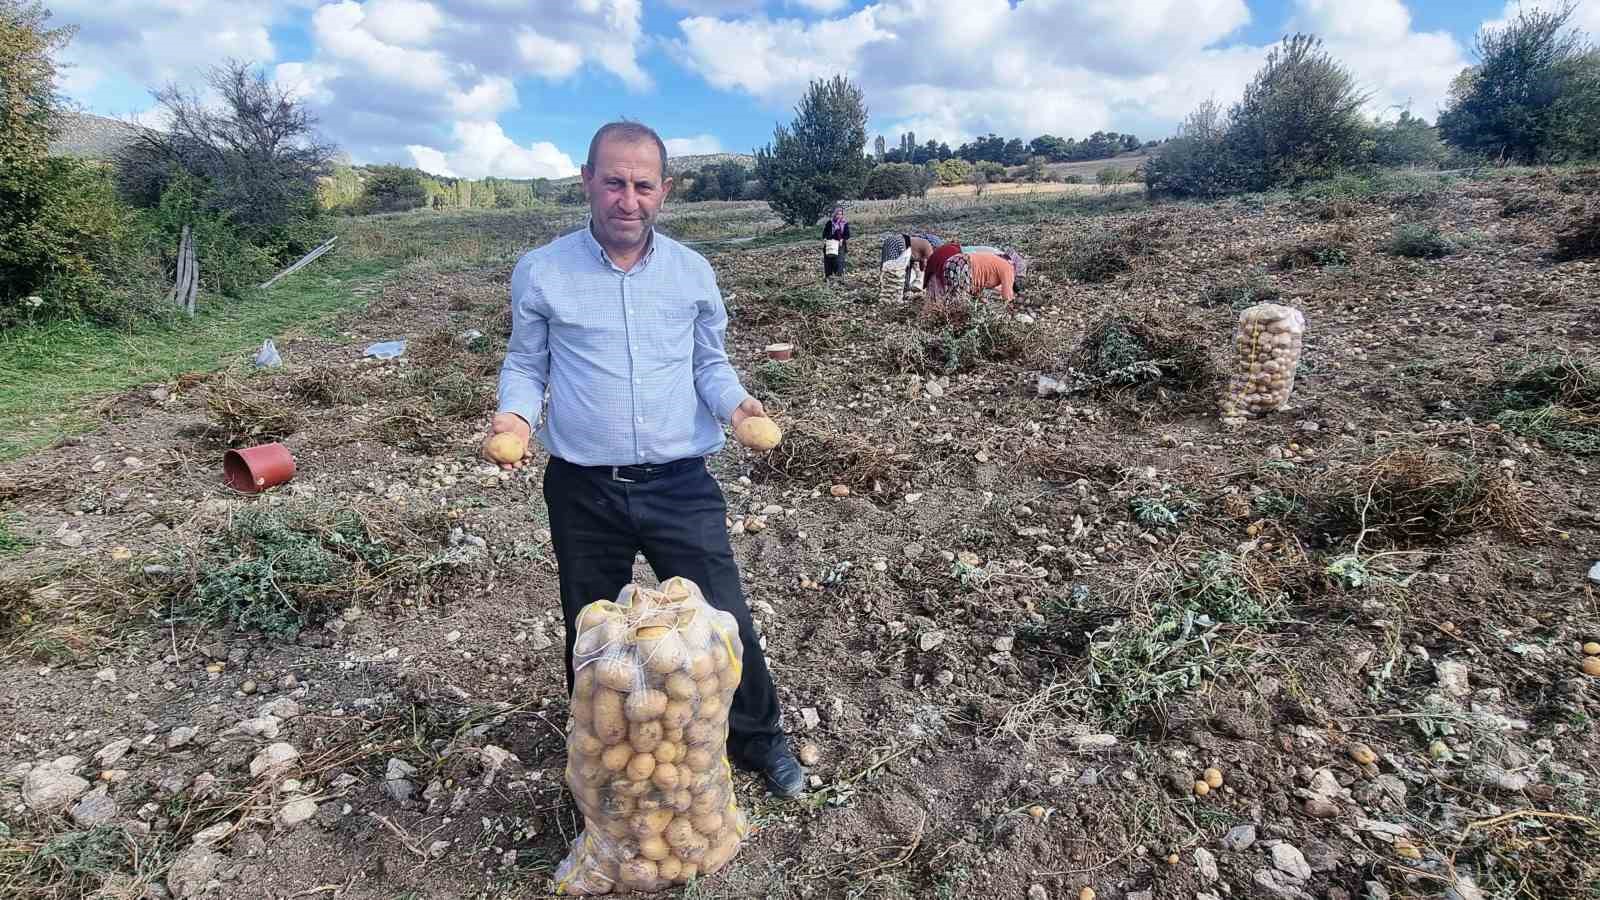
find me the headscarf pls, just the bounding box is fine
[830,205,847,236]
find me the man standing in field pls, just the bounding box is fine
[482,121,806,798]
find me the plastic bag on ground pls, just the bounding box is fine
[254,339,282,368]
[554,577,750,895]
[1220,303,1306,422]
[363,339,407,360]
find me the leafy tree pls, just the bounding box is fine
[862,162,930,199]
[117,59,334,249]
[754,74,869,225]
[1030,134,1070,161]
[1438,2,1600,163]
[356,165,427,213]
[1370,110,1446,167]
[1226,34,1370,189]
[933,158,974,185]
[1,0,72,318]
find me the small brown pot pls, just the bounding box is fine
[223,442,296,493]
[766,342,795,362]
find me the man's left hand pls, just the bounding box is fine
[731,395,767,429]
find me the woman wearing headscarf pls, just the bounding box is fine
[822,205,850,278]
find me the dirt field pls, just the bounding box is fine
[3,168,1600,900]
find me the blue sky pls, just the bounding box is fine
[48,1,1598,178]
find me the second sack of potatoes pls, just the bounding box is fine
[552,577,749,895]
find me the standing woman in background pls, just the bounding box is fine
[822,204,850,278]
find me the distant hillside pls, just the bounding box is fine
[667,153,754,175]
[48,111,150,161]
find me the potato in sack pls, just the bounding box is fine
[553,577,751,895]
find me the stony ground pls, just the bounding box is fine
[3,169,1600,900]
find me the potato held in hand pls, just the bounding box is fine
[486,431,527,464]
[734,416,782,451]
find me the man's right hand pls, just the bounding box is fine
[482,412,532,470]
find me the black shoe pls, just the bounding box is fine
[753,745,807,798]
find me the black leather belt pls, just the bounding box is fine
[556,456,702,483]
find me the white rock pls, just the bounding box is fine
[191,821,233,847]
[167,726,198,749]
[1195,847,1219,883]
[95,667,117,684]
[22,768,91,811]
[1271,843,1313,881]
[95,738,133,767]
[249,743,300,778]
[278,797,318,826]
[1434,659,1471,698]
[232,717,281,740]
[800,708,821,731]
[445,630,462,643]
[167,847,220,898]
[69,786,118,826]
[1588,560,1600,585]
[258,698,302,720]
[1070,734,1118,751]
[1027,887,1049,900]
[1254,869,1314,900]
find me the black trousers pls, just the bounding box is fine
[542,456,784,765]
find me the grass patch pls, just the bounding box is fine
[1477,353,1600,454]
[175,502,426,637]
[0,517,28,555]
[0,256,391,460]
[1387,224,1455,259]
[204,372,305,446]
[1130,488,1200,528]
[1200,277,1281,310]
[1553,201,1600,262]
[1275,240,1349,270]
[1318,446,1540,545]
[1043,314,1216,402]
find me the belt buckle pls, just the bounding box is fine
[611,466,635,483]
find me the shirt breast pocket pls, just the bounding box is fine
[640,294,696,359]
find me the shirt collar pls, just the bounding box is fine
[582,218,658,274]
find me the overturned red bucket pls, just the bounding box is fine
[223,442,296,492]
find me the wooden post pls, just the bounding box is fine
[165,225,197,317]
[260,236,338,290]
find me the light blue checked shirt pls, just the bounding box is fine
[496,223,752,467]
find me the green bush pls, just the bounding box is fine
[1,159,168,327]
[1149,36,1370,198]
[357,165,429,214]
[1438,4,1600,163]
[1370,111,1446,167]
[1554,201,1600,261]
[934,158,975,186]
[862,162,931,199]
[1200,278,1281,310]
[1064,233,1133,283]
[1388,223,1455,258]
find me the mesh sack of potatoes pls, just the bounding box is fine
[553,576,749,895]
[1220,303,1306,421]
[879,249,911,304]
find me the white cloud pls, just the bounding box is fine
[790,0,852,11]
[57,0,648,177]
[361,0,445,46]
[664,134,724,156]
[1290,0,1468,120]
[517,30,586,79]
[1482,0,1600,40]
[673,0,1472,145]
[408,121,580,179]
[46,0,288,90]
[662,0,765,11]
